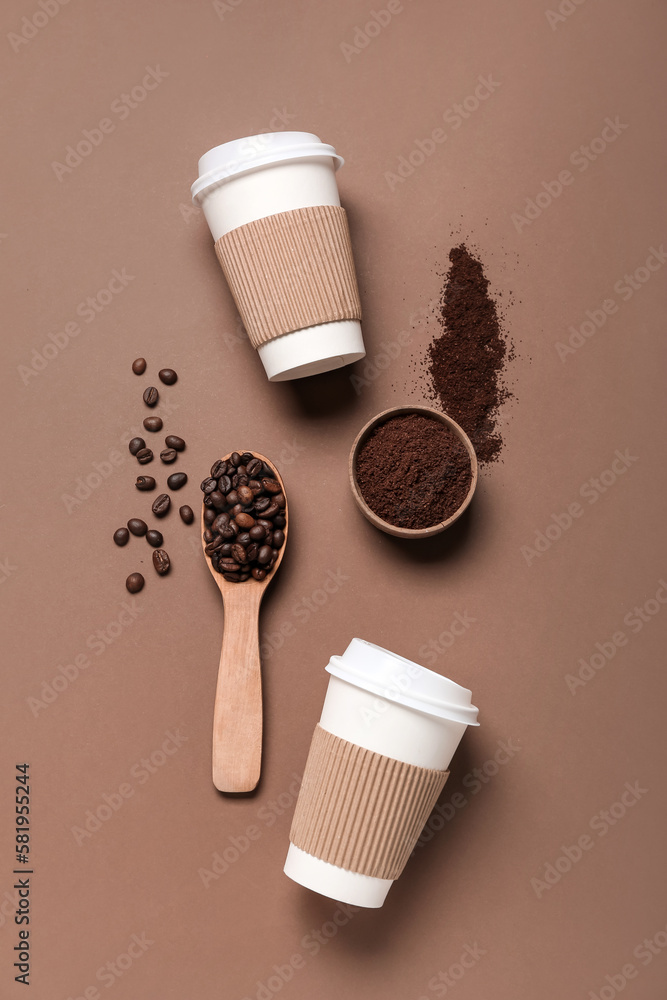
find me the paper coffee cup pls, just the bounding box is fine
[191,132,366,381]
[284,639,479,908]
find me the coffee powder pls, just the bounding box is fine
[426,245,511,463]
[356,414,472,529]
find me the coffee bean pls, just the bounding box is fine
[223,572,241,582]
[136,448,154,464]
[221,524,237,540]
[230,452,241,467]
[158,368,178,385]
[126,573,144,593]
[236,532,251,547]
[240,452,253,464]
[143,416,163,432]
[209,492,225,509]
[257,545,272,565]
[203,507,216,525]
[251,567,266,581]
[127,518,147,536]
[212,513,230,532]
[235,512,255,529]
[132,358,147,375]
[152,494,171,517]
[263,501,281,519]
[218,475,232,494]
[165,435,185,451]
[226,490,239,506]
[237,485,254,505]
[273,514,286,528]
[249,525,265,541]
[274,493,286,509]
[220,558,240,572]
[113,527,130,546]
[231,474,239,488]
[135,476,156,491]
[253,496,270,513]
[246,458,263,477]
[167,472,187,490]
[246,542,259,562]
[210,460,227,478]
[179,505,194,525]
[201,478,217,493]
[203,495,214,508]
[231,543,247,564]
[146,529,163,547]
[152,549,170,575]
[143,386,159,406]
[160,448,178,464]
[261,478,281,494]
[256,519,273,532]
[129,437,146,455]
[248,480,262,494]
[272,529,285,548]
[204,528,214,543]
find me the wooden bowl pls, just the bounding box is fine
[348,406,478,539]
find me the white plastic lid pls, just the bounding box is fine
[326,638,479,726]
[191,131,344,203]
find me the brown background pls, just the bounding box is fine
[2,0,666,997]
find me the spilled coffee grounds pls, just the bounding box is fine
[356,414,472,529]
[427,245,511,463]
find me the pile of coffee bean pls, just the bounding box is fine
[201,452,286,583]
[112,360,195,593]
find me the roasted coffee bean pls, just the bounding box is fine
[203,494,214,507]
[248,479,262,493]
[152,549,171,575]
[167,472,187,490]
[136,448,154,464]
[231,543,247,564]
[201,478,217,494]
[210,460,227,478]
[179,505,194,525]
[143,415,163,432]
[239,572,250,581]
[249,525,266,541]
[254,496,270,513]
[129,437,146,455]
[256,519,273,533]
[143,386,159,406]
[205,542,220,556]
[146,529,163,547]
[230,452,242,467]
[203,507,216,525]
[246,458,263,477]
[220,543,232,557]
[231,474,240,488]
[240,452,254,465]
[158,368,178,385]
[261,478,281,494]
[226,490,239,507]
[113,527,130,546]
[132,357,146,375]
[127,518,147,536]
[152,494,171,517]
[203,528,214,543]
[246,542,259,562]
[221,524,237,540]
[251,567,266,581]
[235,512,255,529]
[160,448,178,464]
[212,512,230,532]
[262,501,280,519]
[135,476,156,491]
[218,475,232,494]
[257,545,272,565]
[126,572,144,593]
[220,558,240,572]
[223,572,241,583]
[274,493,286,509]
[237,485,254,504]
[236,532,251,547]
[209,491,225,509]
[273,514,286,528]
[165,435,186,451]
[229,505,242,519]
[272,530,285,548]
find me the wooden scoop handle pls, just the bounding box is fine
[212,587,263,793]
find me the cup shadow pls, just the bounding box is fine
[283,365,362,419]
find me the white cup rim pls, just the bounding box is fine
[191,131,344,203]
[326,639,479,726]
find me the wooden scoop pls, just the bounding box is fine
[201,452,288,793]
